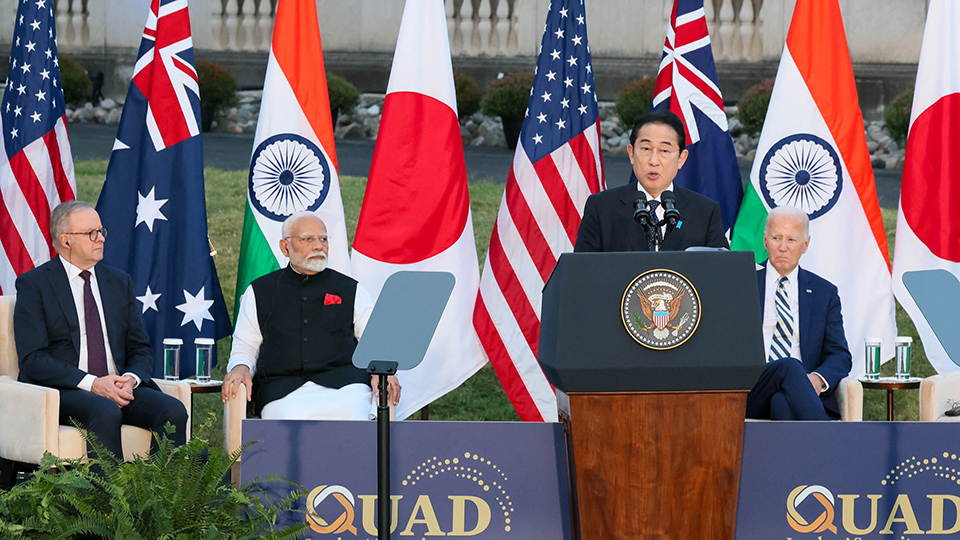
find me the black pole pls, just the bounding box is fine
[377,371,391,540]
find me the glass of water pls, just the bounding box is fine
[163,338,182,381]
[864,338,882,380]
[195,338,215,382]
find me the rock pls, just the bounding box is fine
[885,156,899,169]
[866,124,885,143]
[745,149,757,162]
[866,141,879,153]
[477,119,502,142]
[471,112,485,124]
[100,98,117,109]
[362,115,381,135]
[461,125,471,139]
[470,136,486,146]
[871,157,886,169]
[225,107,240,122]
[878,136,899,153]
[238,104,257,121]
[366,104,380,117]
[243,122,257,134]
[360,94,383,108]
[76,107,95,122]
[84,102,93,110]
[106,108,122,124]
[340,123,365,139]
[728,117,743,136]
[600,120,621,138]
[464,120,478,133]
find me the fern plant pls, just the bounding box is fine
[0,416,307,540]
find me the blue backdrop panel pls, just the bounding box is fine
[736,422,960,539]
[242,420,573,539]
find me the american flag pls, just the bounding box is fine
[0,0,76,293]
[474,0,604,422]
[652,0,741,233]
[96,0,231,377]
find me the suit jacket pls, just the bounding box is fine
[15,256,155,390]
[573,184,729,252]
[757,265,852,415]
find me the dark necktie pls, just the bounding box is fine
[80,270,108,377]
[646,199,663,251]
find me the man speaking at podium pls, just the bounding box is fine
[574,111,728,252]
[746,207,851,420]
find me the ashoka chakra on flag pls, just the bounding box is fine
[758,133,843,219]
[249,133,331,221]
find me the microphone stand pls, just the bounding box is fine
[367,360,397,540]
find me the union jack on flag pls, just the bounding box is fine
[474,0,605,422]
[131,0,201,151]
[652,0,742,233]
[0,0,76,293]
[96,0,231,378]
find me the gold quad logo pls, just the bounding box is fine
[621,269,701,350]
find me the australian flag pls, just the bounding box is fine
[96,0,231,378]
[650,0,742,234]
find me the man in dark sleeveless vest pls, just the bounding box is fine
[221,212,400,419]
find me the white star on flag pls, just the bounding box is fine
[137,286,162,313]
[135,186,168,231]
[176,287,214,331]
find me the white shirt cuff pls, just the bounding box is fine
[123,372,142,388]
[78,374,95,392]
[813,372,828,391]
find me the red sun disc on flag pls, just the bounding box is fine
[901,93,960,262]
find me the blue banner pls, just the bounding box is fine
[736,422,960,539]
[241,420,573,538]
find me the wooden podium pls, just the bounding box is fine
[539,251,765,540]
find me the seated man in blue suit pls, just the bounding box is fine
[746,206,852,420]
[14,201,187,459]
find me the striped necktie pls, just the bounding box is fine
[769,276,793,362]
[646,199,662,251]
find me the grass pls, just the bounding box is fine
[72,160,928,440]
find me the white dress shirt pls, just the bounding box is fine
[59,257,140,391]
[226,273,375,376]
[761,261,828,390]
[637,182,675,238]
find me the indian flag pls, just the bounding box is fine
[235,0,351,310]
[730,0,896,373]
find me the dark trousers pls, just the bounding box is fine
[59,384,188,459]
[746,358,835,421]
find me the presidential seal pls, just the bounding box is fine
[622,269,701,350]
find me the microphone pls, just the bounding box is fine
[633,193,652,229]
[661,190,681,237]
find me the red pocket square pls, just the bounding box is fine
[324,293,342,305]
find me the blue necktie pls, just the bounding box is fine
[769,276,794,362]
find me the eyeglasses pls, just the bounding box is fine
[635,146,679,159]
[285,235,329,245]
[65,227,108,241]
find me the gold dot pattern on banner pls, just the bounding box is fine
[882,454,952,486]
[400,452,514,531]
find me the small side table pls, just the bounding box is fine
[859,377,923,421]
[187,379,223,394]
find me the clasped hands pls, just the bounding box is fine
[92,374,135,407]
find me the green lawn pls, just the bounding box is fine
[73,160,929,443]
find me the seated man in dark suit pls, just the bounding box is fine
[14,201,187,459]
[746,206,852,420]
[574,111,728,252]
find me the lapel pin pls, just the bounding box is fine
[806,289,812,293]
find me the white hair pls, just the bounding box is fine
[281,212,325,239]
[764,206,809,239]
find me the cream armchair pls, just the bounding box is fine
[920,372,960,422]
[0,295,193,473]
[836,376,863,421]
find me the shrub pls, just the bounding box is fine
[480,71,535,120]
[197,59,239,116]
[454,70,482,120]
[884,88,913,146]
[58,55,91,107]
[327,73,360,115]
[0,418,306,539]
[737,79,775,135]
[615,77,657,129]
